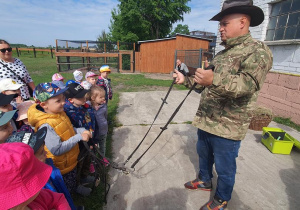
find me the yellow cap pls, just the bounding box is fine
[99,65,111,73]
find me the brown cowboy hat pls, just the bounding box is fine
[210,0,264,27]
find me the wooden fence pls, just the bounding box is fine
[15,47,54,58]
[55,50,134,72]
[55,39,135,72]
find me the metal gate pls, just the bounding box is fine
[174,49,214,69]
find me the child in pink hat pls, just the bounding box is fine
[79,71,98,90]
[16,100,35,132]
[0,142,71,209]
[85,71,98,86]
[52,73,66,89]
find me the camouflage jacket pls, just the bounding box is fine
[187,33,273,140]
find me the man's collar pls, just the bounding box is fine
[220,33,251,48]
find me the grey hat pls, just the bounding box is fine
[210,0,264,27]
[6,127,47,153]
[0,110,17,126]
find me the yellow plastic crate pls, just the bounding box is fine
[261,127,295,155]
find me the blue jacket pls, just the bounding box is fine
[64,100,97,143]
[44,158,76,210]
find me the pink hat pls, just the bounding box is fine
[52,73,64,81]
[85,71,98,79]
[0,143,52,209]
[16,100,35,121]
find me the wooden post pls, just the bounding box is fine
[50,48,53,59]
[67,56,70,70]
[87,57,90,69]
[86,40,89,69]
[82,57,85,67]
[117,53,120,73]
[104,42,107,64]
[133,43,136,51]
[55,39,58,52]
[130,51,134,73]
[117,41,119,51]
[119,53,122,72]
[16,47,19,57]
[65,41,70,70]
[33,48,36,58]
[56,56,61,72]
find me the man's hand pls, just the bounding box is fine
[173,69,185,84]
[81,130,92,142]
[194,67,214,86]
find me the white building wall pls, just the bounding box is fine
[214,0,300,75]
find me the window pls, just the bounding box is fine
[266,0,300,41]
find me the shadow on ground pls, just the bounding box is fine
[131,187,188,210]
[280,148,300,210]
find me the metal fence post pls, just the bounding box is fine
[199,49,203,68]
[174,50,177,69]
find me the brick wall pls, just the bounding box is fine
[269,45,300,74]
[257,72,300,124]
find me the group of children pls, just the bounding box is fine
[0,65,113,209]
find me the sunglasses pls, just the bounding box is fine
[0,48,12,53]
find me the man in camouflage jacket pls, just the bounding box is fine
[174,1,273,209]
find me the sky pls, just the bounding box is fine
[0,0,221,47]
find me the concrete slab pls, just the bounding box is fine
[106,90,300,210]
[118,90,200,126]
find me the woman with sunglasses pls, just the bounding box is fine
[0,40,35,100]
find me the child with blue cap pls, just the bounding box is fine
[27,82,92,196]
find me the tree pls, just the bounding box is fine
[109,0,191,42]
[169,24,189,36]
[97,30,114,52]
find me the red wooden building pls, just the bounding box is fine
[135,34,211,74]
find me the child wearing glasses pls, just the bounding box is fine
[0,39,35,100]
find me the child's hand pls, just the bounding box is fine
[81,130,92,142]
[15,96,24,104]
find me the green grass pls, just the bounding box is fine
[183,121,193,124]
[12,51,185,209]
[273,117,300,132]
